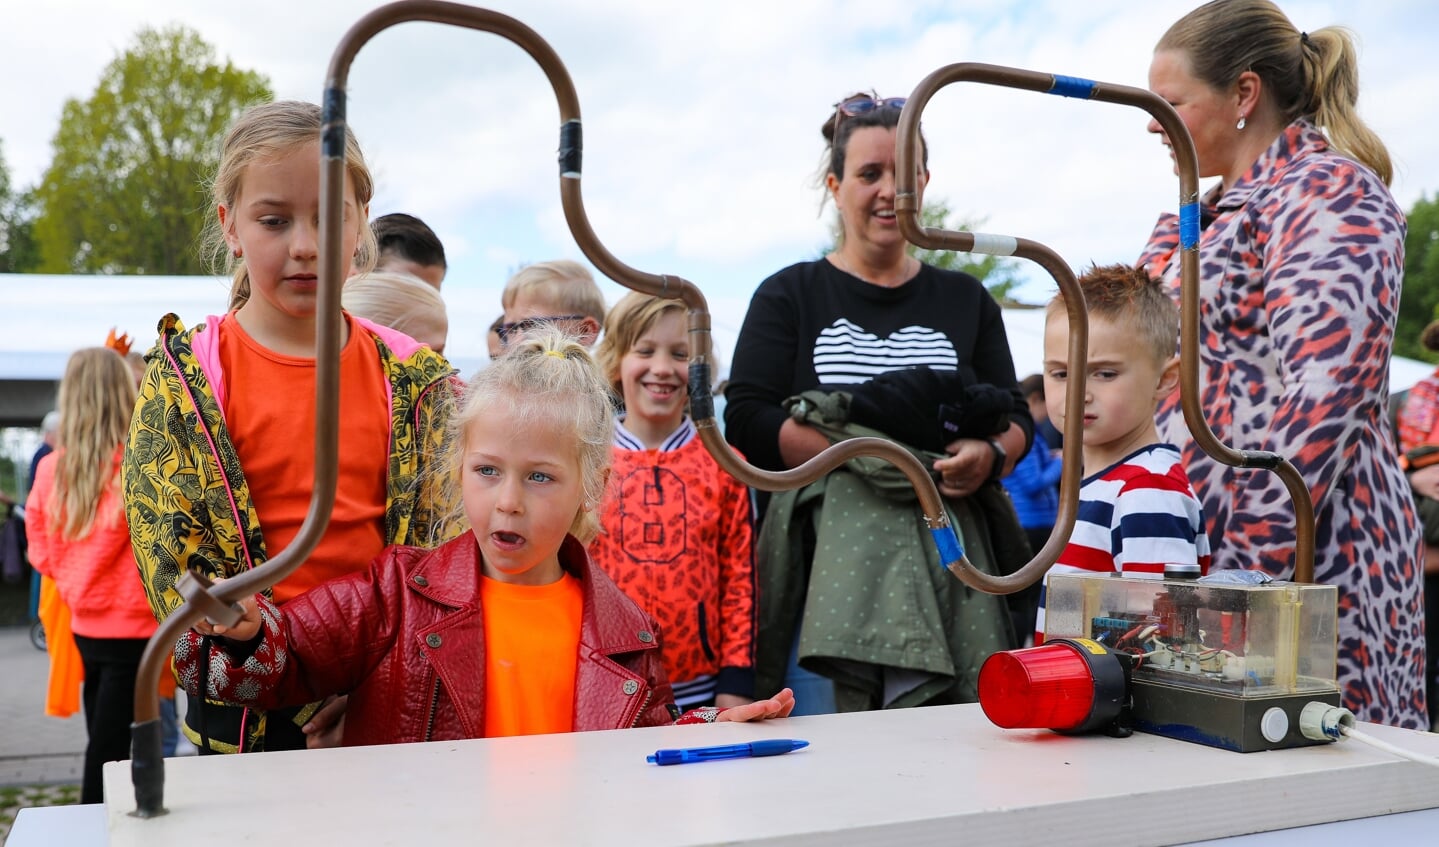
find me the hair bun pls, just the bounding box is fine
[1421,320,1439,353]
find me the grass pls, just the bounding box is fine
[0,781,82,845]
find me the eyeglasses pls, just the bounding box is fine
[495,315,587,345]
[834,93,907,118]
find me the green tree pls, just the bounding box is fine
[909,201,1024,304]
[823,198,1024,302]
[1395,194,1439,362]
[31,25,272,275]
[0,140,38,273]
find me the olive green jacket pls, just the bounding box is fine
[755,390,1024,711]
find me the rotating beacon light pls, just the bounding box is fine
[978,638,1128,734]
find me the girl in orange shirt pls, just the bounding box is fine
[124,101,459,753]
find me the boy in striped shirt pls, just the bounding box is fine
[1034,264,1211,643]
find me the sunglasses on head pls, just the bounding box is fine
[496,314,587,345]
[834,93,907,119]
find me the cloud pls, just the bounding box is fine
[3,0,1436,363]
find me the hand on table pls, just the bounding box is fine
[716,688,795,722]
[1411,464,1439,500]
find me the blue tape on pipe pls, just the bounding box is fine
[931,527,964,567]
[1179,201,1200,249]
[1049,75,1096,99]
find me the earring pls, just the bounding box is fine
[1236,115,1247,131]
[232,247,243,259]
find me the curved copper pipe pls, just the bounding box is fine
[129,9,1315,820]
[126,0,585,817]
[894,62,1315,587]
[126,2,967,819]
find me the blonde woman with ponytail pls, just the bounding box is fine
[25,348,154,804]
[1138,0,1423,729]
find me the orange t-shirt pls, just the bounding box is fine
[480,573,583,737]
[219,313,390,604]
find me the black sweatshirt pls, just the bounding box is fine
[724,258,1029,470]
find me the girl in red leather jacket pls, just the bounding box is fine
[175,329,794,745]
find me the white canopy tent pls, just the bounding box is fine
[2,273,1432,426]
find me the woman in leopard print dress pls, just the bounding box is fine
[1139,0,1426,728]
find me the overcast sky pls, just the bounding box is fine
[2,0,1436,364]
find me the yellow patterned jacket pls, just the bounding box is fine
[123,313,462,751]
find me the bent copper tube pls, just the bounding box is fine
[127,1,970,817]
[125,0,563,818]
[894,62,1316,588]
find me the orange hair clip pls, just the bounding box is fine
[104,327,133,357]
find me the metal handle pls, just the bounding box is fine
[894,62,1316,591]
[127,2,964,818]
[131,12,1314,822]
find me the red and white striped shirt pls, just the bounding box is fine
[1035,444,1211,642]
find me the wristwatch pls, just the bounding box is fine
[985,438,1007,483]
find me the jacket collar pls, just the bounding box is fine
[405,533,482,608]
[177,311,454,415]
[1211,118,1329,211]
[567,535,661,655]
[404,534,659,656]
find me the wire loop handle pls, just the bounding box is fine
[893,62,1315,591]
[130,15,1315,821]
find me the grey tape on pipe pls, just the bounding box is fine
[970,233,1019,256]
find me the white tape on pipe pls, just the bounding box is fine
[970,233,1019,256]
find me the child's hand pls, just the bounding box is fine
[715,688,796,723]
[190,579,261,642]
[714,694,754,710]
[303,694,349,749]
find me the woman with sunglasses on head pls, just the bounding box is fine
[724,92,1032,715]
[1139,0,1424,729]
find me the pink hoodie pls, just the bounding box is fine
[26,448,157,640]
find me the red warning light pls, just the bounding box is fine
[978,638,1128,734]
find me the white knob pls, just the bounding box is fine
[1260,707,1289,743]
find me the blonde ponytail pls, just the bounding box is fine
[1302,27,1392,185]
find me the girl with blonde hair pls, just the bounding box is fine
[26,347,155,803]
[343,269,449,354]
[175,329,794,744]
[591,292,757,711]
[124,100,460,753]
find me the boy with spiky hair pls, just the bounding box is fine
[1034,263,1211,642]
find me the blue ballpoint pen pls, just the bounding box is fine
[647,739,809,765]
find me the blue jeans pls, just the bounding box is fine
[159,694,179,757]
[784,628,836,716]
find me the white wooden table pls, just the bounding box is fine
[52,704,1439,845]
